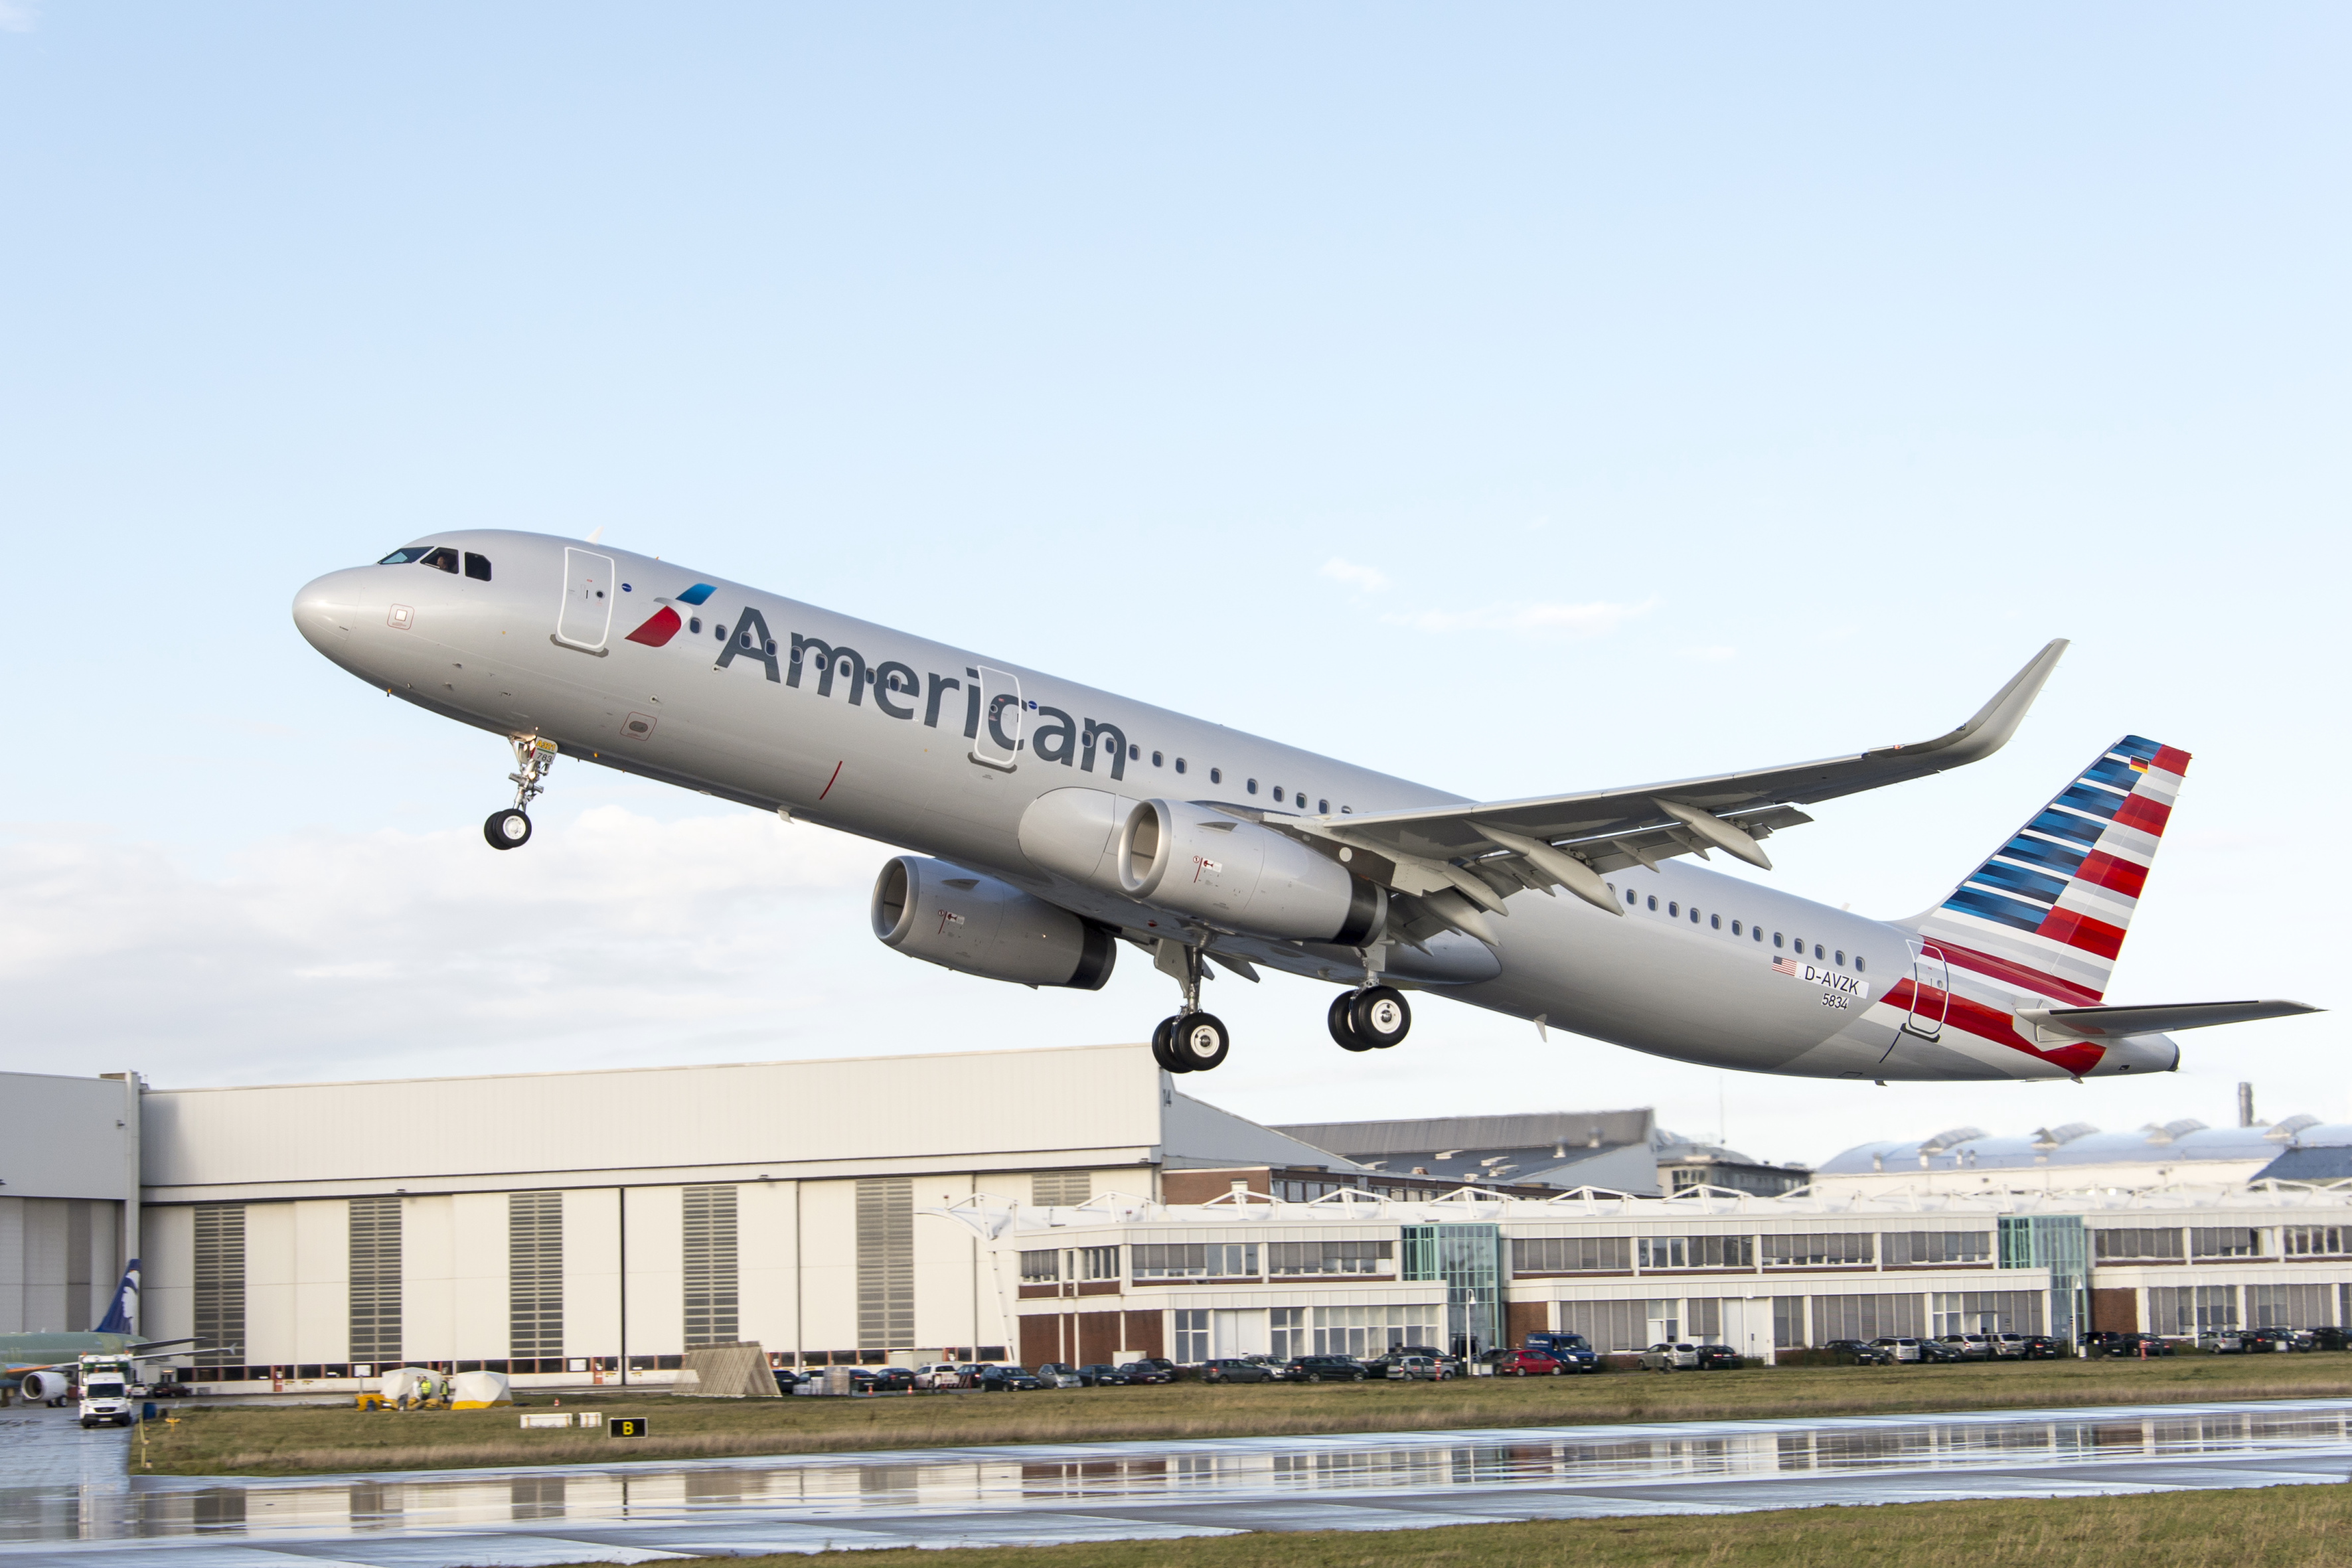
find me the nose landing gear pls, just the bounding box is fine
[1149,941,1231,1073]
[483,735,558,851]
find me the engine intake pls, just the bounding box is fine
[1117,799,1384,945]
[871,856,1117,990]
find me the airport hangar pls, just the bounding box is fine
[7,1044,2352,1393]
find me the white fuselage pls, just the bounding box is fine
[294,530,2176,1083]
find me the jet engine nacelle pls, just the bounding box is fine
[1117,799,1385,945]
[21,1370,73,1402]
[871,856,1117,990]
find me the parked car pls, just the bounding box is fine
[1523,1332,1602,1373]
[1076,1364,1129,1386]
[1200,1358,1280,1384]
[1282,1356,1370,1383]
[1822,1338,1885,1366]
[1035,1362,1085,1388]
[1693,1344,1743,1370]
[2197,1329,2247,1354]
[1368,1344,1464,1378]
[772,1368,807,1392]
[913,1362,967,1389]
[979,1365,1045,1390]
[1991,1333,2029,1359]
[872,1367,917,1392]
[2306,1326,2351,1352]
[2240,1327,2298,1354]
[1870,1337,1924,1364]
[1484,1349,1563,1377]
[2092,1332,2173,1358]
[1940,1334,1996,1361]
[1117,1360,1174,1384]
[1640,1342,1701,1372]
[2016,1335,2066,1360]
[1238,1355,1292,1380]
[1385,1355,1452,1381]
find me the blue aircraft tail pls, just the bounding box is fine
[93,1261,139,1334]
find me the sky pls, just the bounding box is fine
[1,4,2345,1169]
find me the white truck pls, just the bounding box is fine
[77,1354,138,1429]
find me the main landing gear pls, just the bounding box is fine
[1150,944,1230,1074]
[484,735,558,850]
[1329,985,1412,1052]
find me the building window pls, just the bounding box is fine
[1814,1293,1925,1341]
[1019,1249,1060,1283]
[1267,1240,1393,1276]
[2094,1227,2185,1261]
[2247,1283,2332,1327]
[194,1204,246,1367]
[349,1196,402,1366]
[1644,1300,1682,1343]
[1512,1235,1632,1274]
[2190,1226,2260,1259]
[856,1178,915,1350]
[1559,1298,1654,1353]
[1883,1231,1992,1266]
[1763,1233,1873,1267]
[1032,1172,1093,1207]
[1173,1308,1212,1363]
[1928,1290,2045,1337]
[1270,1306,1308,1359]
[1772,1296,1806,1348]
[2283,1226,2349,1257]
[1637,1235,1755,1269]
[1312,1304,1441,1358]
[682,1184,740,1348]
[1077,1245,1121,1281]
[1132,1243,1259,1279]
[2148,1285,2240,1336]
[508,1192,564,1359]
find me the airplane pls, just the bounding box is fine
[1,1263,218,1403]
[292,532,2315,1083]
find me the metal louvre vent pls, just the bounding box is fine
[682,1184,740,1348]
[349,1196,403,1364]
[508,1192,564,1358]
[855,1178,913,1350]
[1030,1172,1092,1207]
[193,1204,246,1356]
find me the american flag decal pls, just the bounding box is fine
[1772,957,1800,978]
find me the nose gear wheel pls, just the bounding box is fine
[485,735,558,850]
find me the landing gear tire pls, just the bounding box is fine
[1150,1016,1189,1073]
[484,809,533,850]
[1169,1011,1230,1072]
[1328,992,1377,1052]
[1348,985,1411,1049]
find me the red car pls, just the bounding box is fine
[1487,1350,1563,1377]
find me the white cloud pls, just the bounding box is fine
[1318,556,1390,594]
[1382,596,1660,639]
[0,1,36,33]
[1680,645,1739,663]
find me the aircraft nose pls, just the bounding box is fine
[291,568,370,658]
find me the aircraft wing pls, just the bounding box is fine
[1283,640,2068,941]
[2017,1000,2323,1038]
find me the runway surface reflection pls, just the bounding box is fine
[4,1397,2350,1564]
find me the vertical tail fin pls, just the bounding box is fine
[93,1260,139,1335]
[1907,736,2188,1004]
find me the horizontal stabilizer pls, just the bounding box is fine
[2017,999,2321,1038]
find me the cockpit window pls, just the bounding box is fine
[464,552,492,581]
[378,546,431,564]
[421,547,460,573]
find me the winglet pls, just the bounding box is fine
[1885,639,2068,767]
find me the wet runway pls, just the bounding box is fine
[4,1398,2351,1563]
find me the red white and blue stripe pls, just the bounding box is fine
[1911,734,2187,1006]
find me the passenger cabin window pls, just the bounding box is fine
[1152,751,1164,767]
[1753,926,1764,942]
[1710,914,1721,929]
[688,617,702,633]
[421,546,460,573]
[1773,933,1784,948]
[1273,786,1285,802]
[1689,907,1700,924]
[1626,888,1637,905]
[1175,758,1188,774]
[1836,950,1845,965]
[464,552,492,581]
[1210,767,1222,784]
[1247,779,1259,794]
[1731,920,1742,935]
[1647,896,1658,911]
[1318,798,1330,814]
[1668,902,1679,917]
[1814,943,1825,959]
[1855,955,1867,973]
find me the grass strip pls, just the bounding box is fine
[137,1353,2352,1477]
